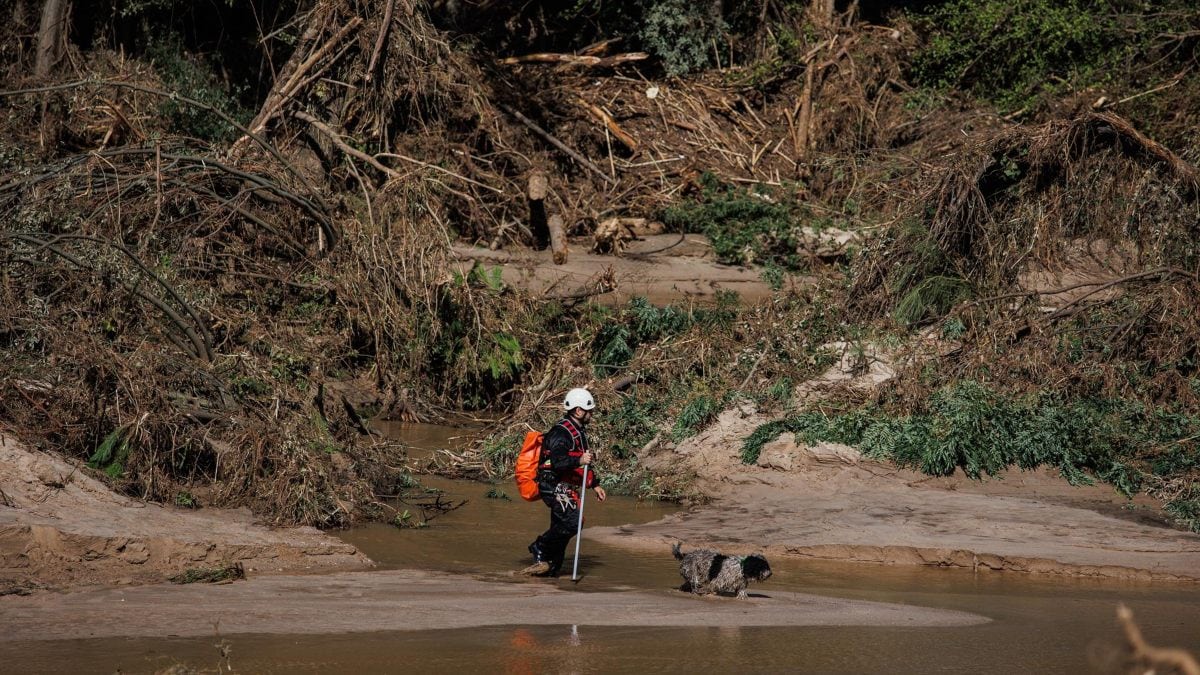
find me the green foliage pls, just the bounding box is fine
[88,428,132,479]
[484,486,511,500]
[743,382,1200,500]
[941,316,967,340]
[598,395,663,460]
[232,376,271,398]
[591,297,701,376]
[894,276,971,326]
[592,324,636,377]
[909,0,1168,109]
[1165,486,1200,533]
[639,0,728,76]
[664,174,810,269]
[174,491,198,508]
[484,332,523,381]
[455,264,505,292]
[480,431,523,475]
[671,394,721,443]
[146,37,247,141]
[391,509,427,529]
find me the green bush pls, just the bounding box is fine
[742,382,1200,530]
[639,0,728,76]
[146,37,248,141]
[590,297,700,376]
[663,174,810,269]
[909,0,1181,109]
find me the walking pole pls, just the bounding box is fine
[571,464,589,582]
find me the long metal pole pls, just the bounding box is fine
[571,465,589,581]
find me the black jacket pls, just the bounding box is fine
[538,417,598,488]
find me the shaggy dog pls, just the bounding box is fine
[672,542,772,598]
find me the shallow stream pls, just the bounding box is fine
[6,422,1200,673]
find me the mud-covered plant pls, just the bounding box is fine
[169,563,245,584]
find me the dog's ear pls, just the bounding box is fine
[741,554,771,579]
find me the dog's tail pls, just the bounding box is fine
[672,542,684,560]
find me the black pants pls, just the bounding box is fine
[531,482,581,572]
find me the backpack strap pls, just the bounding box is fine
[558,418,588,452]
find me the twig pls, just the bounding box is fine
[577,98,638,152]
[375,152,502,194]
[0,80,320,210]
[1116,70,1187,106]
[237,17,364,149]
[365,0,396,82]
[1047,267,1192,320]
[498,104,616,184]
[498,52,648,68]
[294,110,399,178]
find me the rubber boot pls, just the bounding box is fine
[521,539,550,576]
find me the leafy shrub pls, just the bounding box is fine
[597,394,663,460]
[591,297,699,376]
[671,394,720,443]
[743,382,1200,514]
[146,37,248,141]
[909,0,1177,109]
[664,174,810,269]
[639,0,728,76]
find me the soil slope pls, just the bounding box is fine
[454,234,804,304]
[0,434,369,591]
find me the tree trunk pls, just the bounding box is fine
[34,0,68,78]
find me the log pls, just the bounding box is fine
[34,0,67,78]
[498,52,649,68]
[578,99,638,152]
[1118,604,1200,675]
[548,214,568,265]
[528,171,549,249]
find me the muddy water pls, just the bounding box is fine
[6,423,1200,673]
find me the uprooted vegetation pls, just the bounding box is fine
[1,0,1199,530]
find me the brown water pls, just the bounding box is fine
[5,422,1199,673]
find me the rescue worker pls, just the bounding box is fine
[523,387,606,576]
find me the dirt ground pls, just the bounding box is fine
[453,234,805,304]
[588,404,1200,581]
[0,434,369,593]
[0,567,987,641]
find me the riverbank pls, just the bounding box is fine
[0,567,987,641]
[0,435,369,593]
[588,405,1200,581]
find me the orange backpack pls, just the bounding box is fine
[514,431,544,502]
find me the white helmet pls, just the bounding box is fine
[563,388,596,411]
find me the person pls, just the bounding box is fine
[523,387,606,576]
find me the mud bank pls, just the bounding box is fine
[453,234,805,305]
[0,567,987,641]
[588,406,1200,581]
[0,435,369,591]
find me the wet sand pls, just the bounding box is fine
[611,406,1200,581]
[0,568,988,642]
